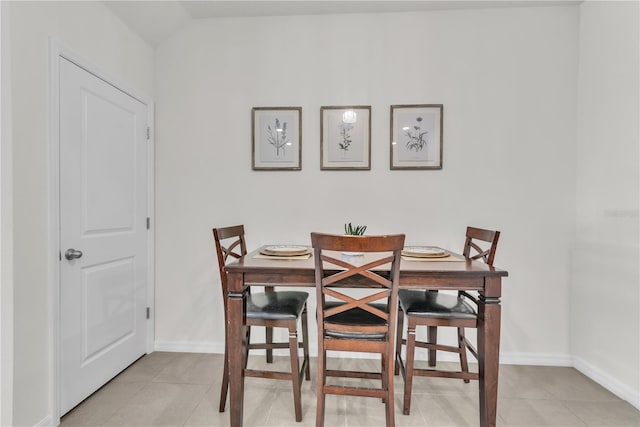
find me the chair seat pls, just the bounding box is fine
[398,290,476,319]
[324,302,387,339]
[247,291,309,320]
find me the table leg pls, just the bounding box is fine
[265,286,275,363]
[227,272,246,427]
[427,290,438,367]
[477,277,502,427]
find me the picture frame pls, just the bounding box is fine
[390,104,443,170]
[320,106,371,170]
[252,107,302,170]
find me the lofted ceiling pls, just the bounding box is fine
[103,0,580,47]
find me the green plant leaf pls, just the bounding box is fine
[344,222,366,235]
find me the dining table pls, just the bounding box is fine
[223,244,508,427]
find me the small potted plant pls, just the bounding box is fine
[344,223,367,236]
[343,223,367,256]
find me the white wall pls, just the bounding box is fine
[154,6,579,364]
[0,2,15,425]
[572,1,639,407]
[7,2,154,425]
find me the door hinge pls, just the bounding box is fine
[146,307,151,319]
[146,126,150,140]
[146,217,150,230]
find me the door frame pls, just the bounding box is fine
[48,39,155,424]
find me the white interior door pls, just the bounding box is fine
[59,57,148,415]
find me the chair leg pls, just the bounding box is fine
[381,354,387,403]
[288,321,303,422]
[395,305,404,376]
[265,326,274,363]
[244,325,251,370]
[218,344,229,412]
[301,305,311,381]
[316,350,326,427]
[403,322,417,415]
[384,348,395,427]
[427,326,438,367]
[458,327,470,384]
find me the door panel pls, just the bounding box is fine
[59,57,148,415]
[83,90,137,233]
[82,257,136,362]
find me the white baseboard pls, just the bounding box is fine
[573,356,640,410]
[152,341,638,409]
[152,341,573,366]
[153,340,224,354]
[33,415,53,427]
[152,341,473,361]
[499,351,573,366]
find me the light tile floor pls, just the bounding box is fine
[60,352,640,426]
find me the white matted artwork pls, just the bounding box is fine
[390,104,443,170]
[320,106,371,170]
[252,107,302,170]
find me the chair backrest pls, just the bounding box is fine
[311,232,405,340]
[463,226,500,266]
[212,225,248,299]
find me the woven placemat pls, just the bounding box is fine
[401,254,465,262]
[253,253,312,260]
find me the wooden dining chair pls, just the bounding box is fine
[311,232,405,427]
[394,226,500,415]
[213,225,311,422]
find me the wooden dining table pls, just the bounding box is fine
[224,245,508,427]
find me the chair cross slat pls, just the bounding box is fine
[323,289,391,321]
[322,268,392,288]
[467,241,490,262]
[321,254,395,271]
[221,239,243,262]
[320,255,395,288]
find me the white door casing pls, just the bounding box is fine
[58,56,149,415]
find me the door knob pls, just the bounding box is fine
[65,248,83,260]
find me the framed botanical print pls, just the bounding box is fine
[252,107,302,170]
[390,104,443,170]
[320,106,371,170]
